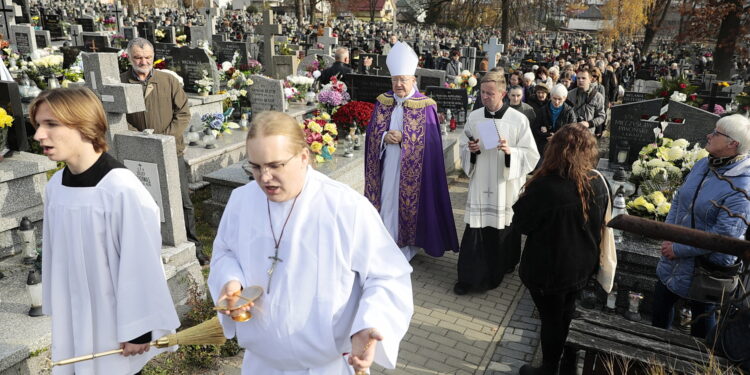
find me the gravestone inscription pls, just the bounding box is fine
[171,46,220,94]
[342,73,391,104]
[248,74,287,113]
[622,91,648,104]
[425,86,468,123]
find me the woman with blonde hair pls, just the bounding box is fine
[32,87,179,375]
[512,124,609,375]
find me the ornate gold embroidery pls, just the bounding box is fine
[397,106,427,246]
[404,97,437,109]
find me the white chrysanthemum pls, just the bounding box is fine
[468,76,478,87]
[667,146,684,161]
[454,75,463,85]
[672,139,690,148]
[632,160,645,176]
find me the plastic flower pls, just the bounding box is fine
[672,139,689,148]
[315,155,325,163]
[308,122,323,133]
[631,160,645,176]
[468,76,478,87]
[322,133,333,145]
[327,145,336,154]
[324,123,337,133]
[670,92,686,103]
[454,75,463,85]
[666,146,684,161]
[321,113,331,120]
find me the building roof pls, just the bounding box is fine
[349,0,388,12]
[578,5,603,19]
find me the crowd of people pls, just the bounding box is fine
[32,19,750,375]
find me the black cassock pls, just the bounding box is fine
[456,224,522,291]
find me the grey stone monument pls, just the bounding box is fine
[248,74,287,113]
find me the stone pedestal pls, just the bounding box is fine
[0,152,57,260]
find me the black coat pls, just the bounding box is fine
[319,62,353,85]
[512,172,609,295]
[531,103,577,153]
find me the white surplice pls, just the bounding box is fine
[42,170,180,375]
[208,167,414,375]
[379,87,420,260]
[459,107,539,229]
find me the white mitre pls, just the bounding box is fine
[386,42,418,77]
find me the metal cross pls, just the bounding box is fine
[266,253,283,293]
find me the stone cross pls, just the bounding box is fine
[201,7,218,34]
[482,37,504,70]
[81,53,145,155]
[0,0,21,45]
[317,27,337,56]
[111,1,124,31]
[257,10,281,78]
[70,24,83,46]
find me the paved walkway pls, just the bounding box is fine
[212,173,542,375]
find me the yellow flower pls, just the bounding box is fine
[656,202,671,216]
[308,122,323,133]
[321,113,331,120]
[322,134,333,144]
[315,155,325,163]
[632,196,649,209]
[327,145,336,154]
[0,115,13,128]
[299,122,306,129]
[649,191,667,206]
[0,108,7,117]
[644,202,656,213]
[324,123,337,133]
[310,141,323,153]
[672,139,689,148]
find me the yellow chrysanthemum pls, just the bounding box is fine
[644,202,656,213]
[632,196,649,209]
[324,123,337,133]
[327,146,336,154]
[656,202,671,216]
[649,191,667,206]
[322,134,333,145]
[310,141,323,153]
[321,113,331,120]
[315,155,325,163]
[0,108,7,117]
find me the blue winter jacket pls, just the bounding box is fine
[657,156,750,298]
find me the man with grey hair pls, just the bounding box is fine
[319,47,353,85]
[120,37,207,265]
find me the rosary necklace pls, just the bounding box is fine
[265,194,299,294]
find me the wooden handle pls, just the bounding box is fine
[52,342,158,367]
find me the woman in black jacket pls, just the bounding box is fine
[512,124,609,375]
[531,84,577,168]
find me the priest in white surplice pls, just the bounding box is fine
[208,111,414,375]
[453,71,539,295]
[34,87,180,375]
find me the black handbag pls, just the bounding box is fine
[687,256,742,303]
[708,303,750,372]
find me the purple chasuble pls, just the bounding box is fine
[364,91,459,257]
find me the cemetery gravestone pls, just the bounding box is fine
[11,24,35,56]
[171,46,220,94]
[69,24,84,46]
[425,86,468,123]
[248,74,287,113]
[316,27,337,56]
[82,33,111,52]
[622,91,648,104]
[43,13,64,39]
[76,16,96,32]
[122,26,137,42]
[34,30,50,49]
[190,26,209,47]
[608,99,669,166]
[0,80,25,148]
[416,68,445,89]
[152,42,176,61]
[482,37,504,70]
[257,10,281,79]
[213,39,249,67]
[343,73,392,104]
[157,26,176,44]
[137,21,155,43]
[0,0,20,45]
[13,0,28,24]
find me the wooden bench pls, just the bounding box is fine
[562,308,732,375]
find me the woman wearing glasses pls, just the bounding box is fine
[209,111,414,375]
[652,114,750,339]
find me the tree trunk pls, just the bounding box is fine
[641,0,671,55]
[501,0,509,45]
[296,0,305,28]
[308,0,316,25]
[712,0,742,80]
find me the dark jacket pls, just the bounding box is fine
[513,172,609,294]
[319,61,353,85]
[531,102,577,153]
[121,69,191,156]
[566,87,606,134]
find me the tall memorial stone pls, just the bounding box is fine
[171,46,220,94]
[0,0,20,45]
[11,24,35,56]
[248,74,287,113]
[257,10,281,78]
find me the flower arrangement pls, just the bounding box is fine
[317,76,350,111]
[451,70,478,93]
[117,50,129,72]
[154,58,167,70]
[332,100,374,135]
[650,76,701,107]
[198,40,213,57]
[195,70,214,94]
[700,103,725,115]
[627,137,708,220]
[103,16,116,25]
[176,34,187,45]
[244,59,262,75]
[735,92,750,113]
[202,110,239,136]
[300,114,337,163]
[0,108,14,128]
[285,75,314,102]
[154,29,166,40]
[30,55,63,77]
[276,42,294,56]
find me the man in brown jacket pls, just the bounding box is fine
[120,37,208,265]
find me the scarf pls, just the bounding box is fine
[708,154,742,169]
[549,102,563,131]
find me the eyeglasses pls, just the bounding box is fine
[710,129,734,140]
[247,153,298,176]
